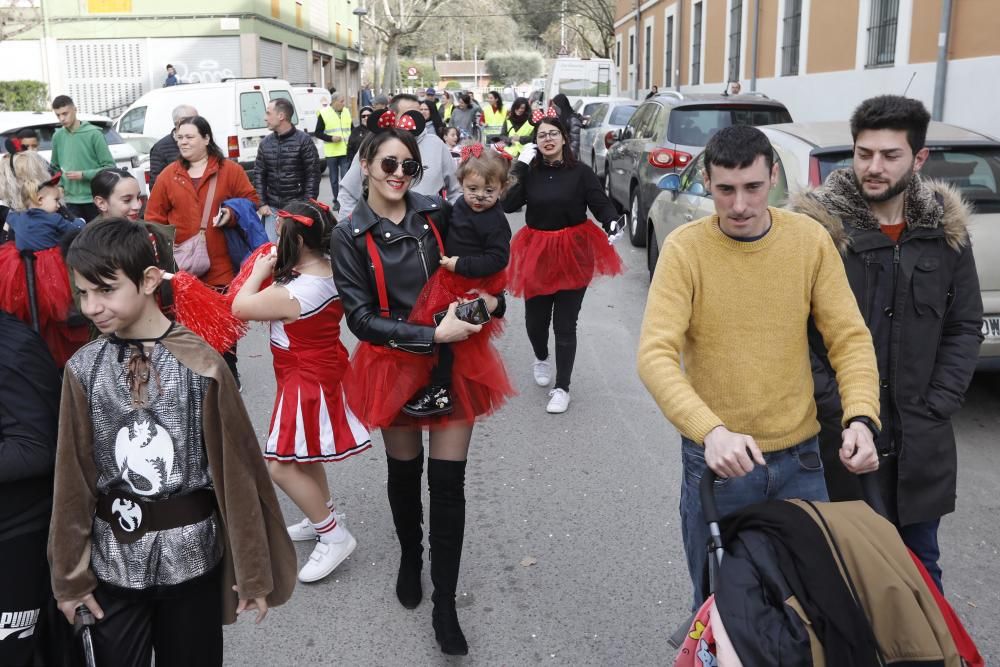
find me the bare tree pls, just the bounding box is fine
[0,0,41,41]
[362,0,446,93]
[562,0,614,59]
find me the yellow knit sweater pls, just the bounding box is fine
[637,207,880,452]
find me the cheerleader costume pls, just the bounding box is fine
[265,270,371,462]
[343,211,514,429]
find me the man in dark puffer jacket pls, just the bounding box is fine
[254,97,320,239]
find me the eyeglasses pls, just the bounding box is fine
[361,113,371,120]
[380,156,421,177]
[536,131,561,141]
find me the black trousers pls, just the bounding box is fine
[524,287,587,390]
[430,344,454,386]
[83,566,223,667]
[0,530,50,667]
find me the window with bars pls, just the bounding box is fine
[691,2,702,85]
[665,16,674,87]
[781,0,802,76]
[629,32,635,67]
[866,0,899,67]
[644,25,652,88]
[728,0,742,83]
[616,39,621,68]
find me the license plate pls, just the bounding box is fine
[983,316,1000,339]
[242,136,262,149]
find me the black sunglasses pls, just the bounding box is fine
[380,156,421,177]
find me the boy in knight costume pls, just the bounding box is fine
[48,217,296,666]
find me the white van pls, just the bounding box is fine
[291,84,329,135]
[113,78,302,173]
[547,57,618,109]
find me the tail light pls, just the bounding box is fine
[808,156,822,187]
[648,147,692,169]
[604,131,616,150]
[227,135,239,159]
[144,170,150,185]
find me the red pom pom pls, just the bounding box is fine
[226,242,275,305]
[169,271,248,353]
[0,242,29,322]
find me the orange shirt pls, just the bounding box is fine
[880,222,906,243]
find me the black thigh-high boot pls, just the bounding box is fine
[386,450,425,609]
[428,458,469,655]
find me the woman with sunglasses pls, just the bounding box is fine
[332,109,506,656]
[346,105,373,163]
[502,115,624,414]
[232,200,371,584]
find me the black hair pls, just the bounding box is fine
[357,129,423,189]
[270,97,295,122]
[702,125,774,177]
[176,116,226,168]
[532,116,577,168]
[459,93,472,107]
[850,95,931,154]
[274,200,334,285]
[51,95,74,110]
[91,167,137,201]
[390,93,420,111]
[509,97,530,126]
[487,91,504,112]
[421,97,446,138]
[167,63,174,69]
[66,217,158,290]
[549,94,575,122]
[15,128,37,140]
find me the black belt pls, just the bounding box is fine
[96,489,216,544]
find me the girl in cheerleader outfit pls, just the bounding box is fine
[402,142,514,418]
[232,200,370,584]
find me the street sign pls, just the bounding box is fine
[407,66,418,76]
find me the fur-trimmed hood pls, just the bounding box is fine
[789,168,972,253]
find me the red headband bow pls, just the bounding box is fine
[277,209,315,226]
[531,107,559,124]
[307,198,331,213]
[460,143,484,163]
[377,110,417,131]
[491,143,513,161]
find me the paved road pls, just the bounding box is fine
[223,204,998,665]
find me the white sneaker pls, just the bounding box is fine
[546,388,571,414]
[287,512,346,542]
[533,358,553,386]
[297,531,357,583]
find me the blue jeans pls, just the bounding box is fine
[899,518,943,593]
[261,213,277,243]
[679,436,829,609]
[327,155,350,202]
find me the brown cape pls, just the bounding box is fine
[48,325,297,624]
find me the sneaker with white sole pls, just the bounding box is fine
[297,531,357,583]
[532,358,553,387]
[287,512,346,542]
[546,388,571,413]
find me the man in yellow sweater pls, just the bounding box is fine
[637,125,882,607]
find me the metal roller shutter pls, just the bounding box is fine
[259,39,283,78]
[151,37,241,85]
[287,47,310,84]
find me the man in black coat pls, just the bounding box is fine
[793,95,983,592]
[147,104,197,191]
[254,97,320,240]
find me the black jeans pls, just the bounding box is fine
[84,565,223,667]
[0,530,50,667]
[524,287,587,390]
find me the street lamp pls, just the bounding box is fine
[353,4,368,94]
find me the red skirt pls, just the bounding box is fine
[508,222,624,299]
[0,243,89,367]
[409,269,508,339]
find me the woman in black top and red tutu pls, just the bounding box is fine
[332,109,508,656]
[502,112,625,414]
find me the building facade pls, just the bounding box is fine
[1,0,361,116]
[613,0,1000,138]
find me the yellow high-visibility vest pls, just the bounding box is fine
[482,105,508,139]
[319,107,352,157]
[505,120,534,157]
[442,103,453,123]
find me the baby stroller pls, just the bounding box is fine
[674,471,983,666]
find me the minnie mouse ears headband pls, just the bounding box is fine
[530,107,559,125]
[366,109,426,136]
[460,142,513,163]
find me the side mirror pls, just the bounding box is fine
[688,182,707,197]
[657,173,681,191]
[614,128,623,142]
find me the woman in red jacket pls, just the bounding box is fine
[146,116,259,383]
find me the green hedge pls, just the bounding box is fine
[0,80,48,112]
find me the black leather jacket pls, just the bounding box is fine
[253,127,320,209]
[331,192,505,354]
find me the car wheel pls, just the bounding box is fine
[628,189,647,248]
[647,223,660,282]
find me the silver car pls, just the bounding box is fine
[645,120,1000,366]
[579,99,638,181]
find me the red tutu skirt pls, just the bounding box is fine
[0,242,89,367]
[343,342,435,429]
[508,221,624,299]
[409,269,507,338]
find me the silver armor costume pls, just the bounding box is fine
[65,337,222,589]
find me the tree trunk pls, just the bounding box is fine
[383,37,401,94]
[373,38,383,93]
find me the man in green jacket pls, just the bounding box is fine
[50,95,115,221]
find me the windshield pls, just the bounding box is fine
[667,106,793,146]
[609,105,638,126]
[816,147,1000,214]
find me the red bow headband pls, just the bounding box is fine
[277,209,315,226]
[531,107,559,124]
[367,109,426,136]
[459,143,514,163]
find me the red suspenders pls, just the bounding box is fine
[363,214,444,318]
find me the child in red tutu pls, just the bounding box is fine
[231,200,370,584]
[403,143,513,417]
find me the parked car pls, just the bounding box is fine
[0,110,142,193]
[292,84,330,174]
[605,91,792,247]
[119,133,158,196]
[645,120,1000,366]
[573,96,628,126]
[114,78,302,176]
[579,99,638,180]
